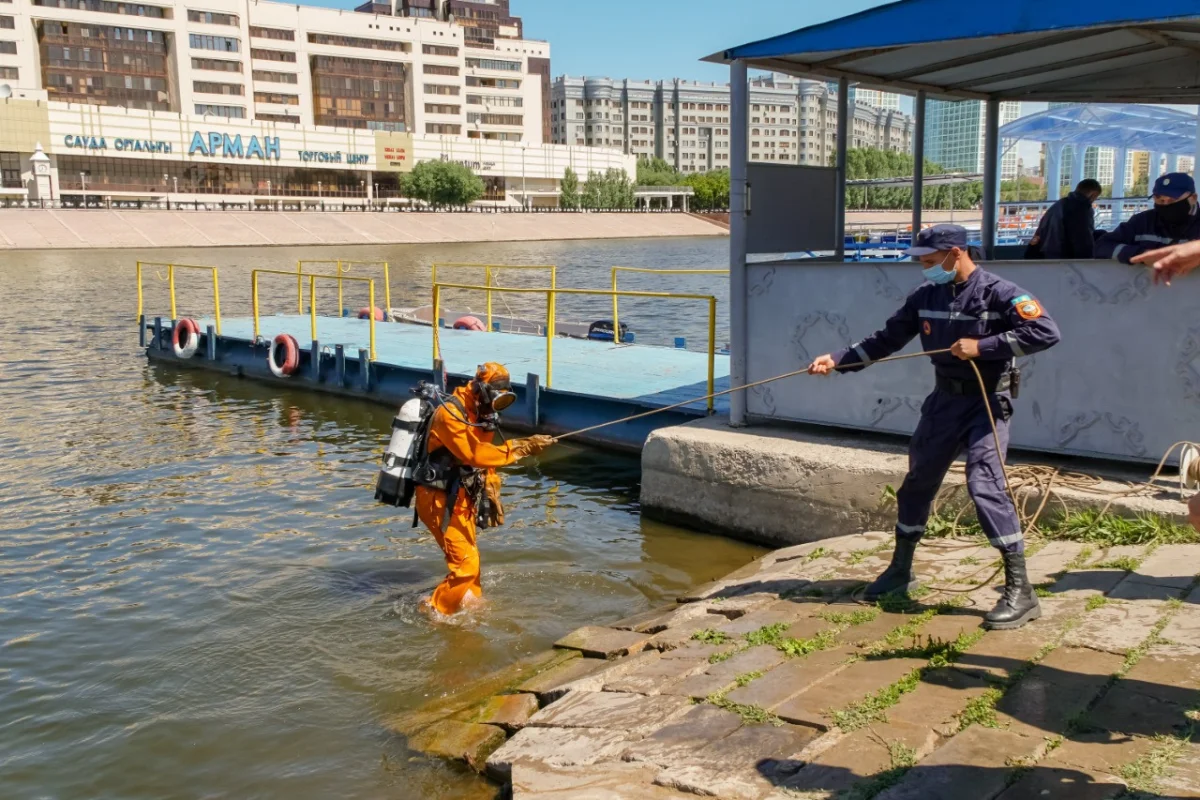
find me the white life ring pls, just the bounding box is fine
[172,318,200,359]
[268,333,300,378]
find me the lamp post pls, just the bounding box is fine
[318,181,322,197]
[79,171,86,199]
[172,176,178,194]
[163,173,169,209]
[521,145,527,210]
[267,179,272,197]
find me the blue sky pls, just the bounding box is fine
[298,0,894,82]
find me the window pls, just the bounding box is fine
[423,64,458,76]
[424,103,459,114]
[251,48,295,62]
[256,112,299,123]
[308,33,409,53]
[0,40,14,54]
[190,34,239,52]
[465,57,520,72]
[254,91,298,105]
[32,0,166,15]
[193,57,241,72]
[422,43,457,56]
[194,80,243,95]
[0,151,19,188]
[252,70,297,84]
[194,103,245,118]
[249,25,293,41]
[0,14,12,27]
[425,123,461,134]
[0,66,16,79]
[187,10,237,25]
[467,112,521,126]
[424,83,459,96]
[465,94,522,108]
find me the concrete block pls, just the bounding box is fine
[455,693,539,733]
[554,625,653,659]
[407,719,507,771]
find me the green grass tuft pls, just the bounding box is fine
[734,670,763,688]
[1089,556,1142,572]
[833,669,923,731]
[957,687,1004,730]
[692,629,733,645]
[1119,733,1191,794]
[1085,595,1110,612]
[706,687,782,726]
[820,607,880,626]
[776,628,838,658]
[1035,585,1053,598]
[744,622,790,648]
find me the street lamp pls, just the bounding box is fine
[79,171,86,197]
[318,181,322,197]
[521,145,527,210]
[267,179,272,197]
[172,176,178,193]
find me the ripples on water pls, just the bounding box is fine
[0,238,760,799]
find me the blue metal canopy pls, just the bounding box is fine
[707,1,1200,103]
[999,104,1199,154]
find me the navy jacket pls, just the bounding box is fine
[832,268,1061,387]
[1095,205,1200,264]
[1026,192,1096,259]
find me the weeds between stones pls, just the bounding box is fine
[925,507,1197,549]
[692,629,733,646]
[840,738,918,800]
[1089,556,1143,572]
[705,684,782,726]
[1085,595,1110,612]
[1119,732,1192,794]
[957,688,1004,730]
[819,607,880,626]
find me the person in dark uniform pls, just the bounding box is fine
[1025,179,1101,260]
[808,224,1061,629]
[1096,172,1200,264]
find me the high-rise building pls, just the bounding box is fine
[0,0,548,143]
[550,74,913,172]
[925,100,1021,178]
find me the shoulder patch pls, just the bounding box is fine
[1015,298,1043,320]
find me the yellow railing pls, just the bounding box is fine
[431,263,556,334]
[252,268,377,361]
[610,267,727,341]
[136,261,222,334]
[432,282,718,410]
[296,260,391,318]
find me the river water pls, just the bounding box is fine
[0,237,761,799]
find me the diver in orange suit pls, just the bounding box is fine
[414,363,553,616]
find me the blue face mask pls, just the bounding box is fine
[922,254,957,285]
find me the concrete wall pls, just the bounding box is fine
[0,208,726,249]
[743,259,1194,465]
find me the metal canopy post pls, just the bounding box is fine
[1149,151,1164,181]
[982,98,1000,259]
[1112,147,1129,222]
[729,58,749,427]
[1071,145,1087,188]
[1195,104,1200,180]
[834,77,849,261]
[1046,142,1064,201]
[912,90,926,236]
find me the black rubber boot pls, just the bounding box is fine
[863,537,920,602]
[984,551,1042,630]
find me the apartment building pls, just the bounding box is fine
[0,0,547,142]
[550,74,914,172]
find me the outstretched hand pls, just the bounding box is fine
[951,338,980,360]
[1131,240,1200,286]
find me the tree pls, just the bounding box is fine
[581,168,636,209]
[404,160,485,208]
[683,169,730,210]
[636,157,682,186]
[559,166,580,210]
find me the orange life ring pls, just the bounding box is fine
[268,333,301,377]
[172,317,200,359]
[357,306,385,321]
[453,315,486,331]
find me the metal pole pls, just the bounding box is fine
[337,260,344,317]
[707,297,716,414]
[309,275,317,345]
[383,261,391,315]
[1046,143,1064,201]
[611,267,619,339]
[296,260,303,314]
[982,98,1001,259]
[485,266,493,333]
[1112,147,1129,223]
[545,289,554,387]
[834,77,850,261]
[729,59,749,427]
[212,268,222,335]
[432,284,441,363]
[1072,146,1087,187]
[912,90,925,237]
[368,281,376,361]
[252,271,261,340]
[168,264,177,321]
[136,261,143,322]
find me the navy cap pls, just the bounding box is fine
[905,224,969,256]
[1153,172,1195,199]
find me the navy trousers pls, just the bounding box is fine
[895,389,1024,554]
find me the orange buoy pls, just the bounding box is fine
[357,307,385,321]
[453,315,486,331]
[268,333,301,377]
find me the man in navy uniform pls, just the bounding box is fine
[1096,172,1200,264]
[808,225,1061,629]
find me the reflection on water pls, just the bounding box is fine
[0,239,760,799]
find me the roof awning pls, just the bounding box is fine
[999,103,1199,153]
[706,0,1200,103]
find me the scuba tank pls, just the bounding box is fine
[374,396,425,507]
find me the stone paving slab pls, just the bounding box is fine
[408,720,507,772]
[775,657,927,730]
[724,648,853,710]
[621,704,745,767]
[887,667,993,734]
[515,654,612,703]
[876,726,1039,800]
[553,626,654,658]
[654,723,819,800]
[1162,605,1200,647]
[1084,682,1194,737]
[993,767,1126,800]
[455,693,539,733]
[511,761,698,799]
[782,719,939,796]
[994,647,1125,741]
[1045,730,1159,775]
[525,690,691,737]
[485,726,633,783]
[1064,600,1166,653]
[603,653,709,695]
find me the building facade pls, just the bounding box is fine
[925,99,1021,179]
[550,74,914,173]
[0,0,548,143]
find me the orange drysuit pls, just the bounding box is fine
[415,381,545,615]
